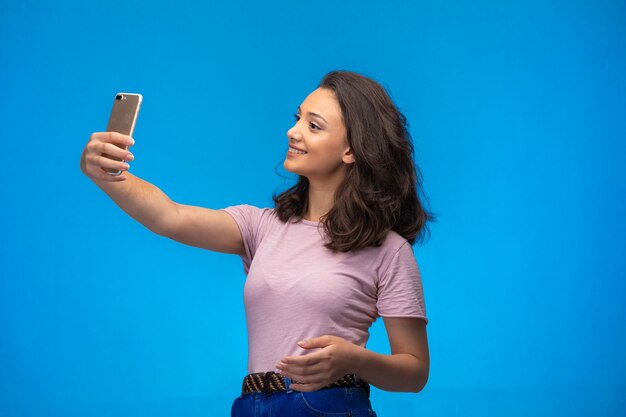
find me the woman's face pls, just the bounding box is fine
[284,88,355,181]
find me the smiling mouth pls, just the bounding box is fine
[288,146,308,155]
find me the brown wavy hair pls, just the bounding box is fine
[272,70,435,253]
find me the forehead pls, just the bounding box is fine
[301,88,342,124]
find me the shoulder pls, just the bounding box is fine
[218,204,282,236]
[382,229,412,256]
[376,230,416,275]
[220,204,276,219]
[347,229,413,273]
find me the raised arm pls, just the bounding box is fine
[164,204,244,255]
[80,131,244,256]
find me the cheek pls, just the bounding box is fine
[311,138,344,159]
[306,150,346,175]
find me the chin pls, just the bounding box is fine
[283,160,299,175]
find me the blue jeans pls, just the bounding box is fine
[231,376,378,417]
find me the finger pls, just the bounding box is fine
[279,367,327,385]
[91,132,135,147]
[85,140,130,163]
[280,354,323,367]
[279,362,325,377]
[100,142,134,161]
[87,154,130,172]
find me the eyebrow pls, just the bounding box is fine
[298,106,328,124]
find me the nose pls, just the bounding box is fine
[286,123,303,141]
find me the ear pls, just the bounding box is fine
[342,147,355,164]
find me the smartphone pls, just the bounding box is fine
[104,92,142,175]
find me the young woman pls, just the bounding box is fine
[80,70,433,417]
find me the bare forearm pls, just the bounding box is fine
[353,346,428,393]
[92,172,177,235]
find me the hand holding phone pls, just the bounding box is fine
[80,92,142,182]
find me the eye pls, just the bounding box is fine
[293,113,321,130]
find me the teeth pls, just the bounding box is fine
[289,147,307,154]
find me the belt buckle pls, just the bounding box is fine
[262,371,274,394]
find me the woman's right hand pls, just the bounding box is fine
[80,132,135,182]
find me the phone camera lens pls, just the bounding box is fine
[116,94,123,100]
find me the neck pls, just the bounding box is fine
[304,167,347,222]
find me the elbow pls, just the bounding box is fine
[152,223,172,237]
[409,361,429,393]
[411,379,428,393]
[145,220,171,237]
[153,206,181,238]
[409,378,428,394]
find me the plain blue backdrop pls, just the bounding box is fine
[1,0,625,416]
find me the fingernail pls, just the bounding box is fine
[126,154,134,160]
[127,139,135,145]
[123,163,130,169]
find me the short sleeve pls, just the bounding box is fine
[376,241,428,324]
[218,204,272,274]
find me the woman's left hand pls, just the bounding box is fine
[275,335,361,392]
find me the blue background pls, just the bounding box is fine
[1,0,625,416]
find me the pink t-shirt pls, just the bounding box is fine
[219,204,428,374]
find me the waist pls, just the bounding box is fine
[241,371,370,395]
